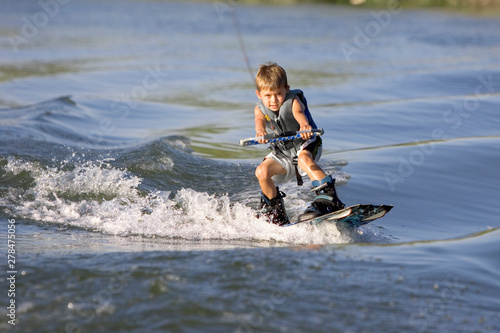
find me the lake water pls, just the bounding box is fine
[1,0,500,332]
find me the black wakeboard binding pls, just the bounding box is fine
[257,187,289,226]
[298,176,344,222]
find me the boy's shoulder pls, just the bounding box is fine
[288,89,307,105]
[287,88,304,97]
[288,88,304,94]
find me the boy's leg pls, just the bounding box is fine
[255,158,286,199]
[297,150,326,182]
[255,158,289,225]
[297,150,344,221]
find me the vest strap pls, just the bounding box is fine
[293,156,303,186]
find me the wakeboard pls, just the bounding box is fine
[282,204,393,228]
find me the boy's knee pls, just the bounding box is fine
[255,164,269,180]
[298,152,313,164]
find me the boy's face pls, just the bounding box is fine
[256,86,289,112]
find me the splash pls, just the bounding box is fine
[1,157,367,245]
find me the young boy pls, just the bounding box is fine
[254,62,344,225]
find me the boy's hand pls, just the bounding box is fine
[256,131,268,144]
[299,124,313,140]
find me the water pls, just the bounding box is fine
[1,1,500,332]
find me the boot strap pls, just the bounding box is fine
[313,194,334,203]
[311,182,329,192]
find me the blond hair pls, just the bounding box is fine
[255,62,288,92]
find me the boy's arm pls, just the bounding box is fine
[254,105,268,143]
[292,97,313,140]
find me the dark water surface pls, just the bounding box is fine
[1,1,500,332]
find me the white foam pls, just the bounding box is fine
[2,157,370,245]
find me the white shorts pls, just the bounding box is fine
[266,136,322,184]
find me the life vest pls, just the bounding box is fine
[256,89,317,135]
[257,89,318,154]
